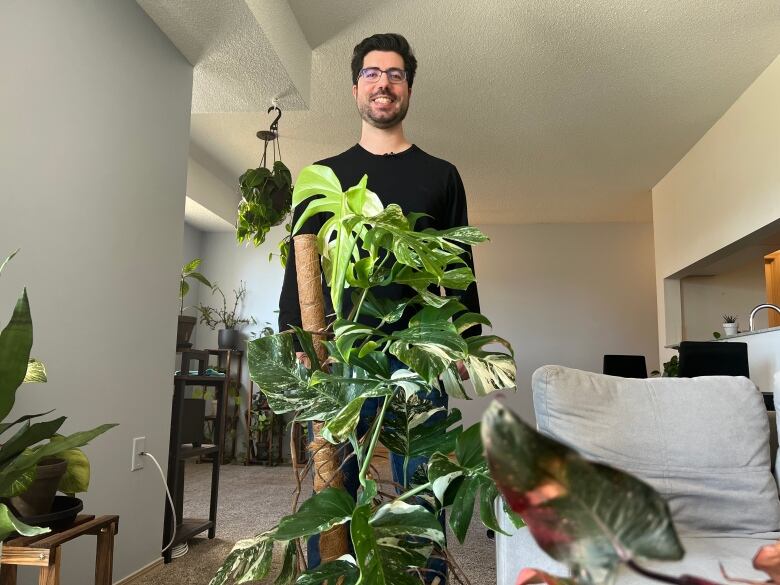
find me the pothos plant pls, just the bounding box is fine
[236,160,293,266]
[0,250,116,540]
[212,165,518,585]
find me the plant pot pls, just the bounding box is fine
[270,185,291,221]
[8,457,68,517]
[218,328,241,350]
[177,315,197,349]
[723,322,739,336]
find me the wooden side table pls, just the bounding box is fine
[0,514,119,585]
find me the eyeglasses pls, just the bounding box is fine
[358,67,407,84]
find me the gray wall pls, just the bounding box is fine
[0,2,192,583]
[195,222,659,434]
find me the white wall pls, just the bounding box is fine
[461,223,659,424]
[194,222,658,432]
[653,55,780,357]
[0,2,192,583]
[681,259,768,340]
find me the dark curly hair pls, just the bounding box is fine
[350,33,418,88]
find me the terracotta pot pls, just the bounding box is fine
[9,457,68,517]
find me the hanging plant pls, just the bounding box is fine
[236,160,292,250]
[235,106,293,266]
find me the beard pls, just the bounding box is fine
[358,90,409,129]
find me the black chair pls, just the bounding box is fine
[677,341,749,378]
[603,355,647,378]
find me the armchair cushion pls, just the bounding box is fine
[532,365,780,534]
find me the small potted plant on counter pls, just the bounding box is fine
[722,314,739,336]
[197,281,256,350]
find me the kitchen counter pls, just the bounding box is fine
[665,324,780,348]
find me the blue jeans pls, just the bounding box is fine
[306,365,448,583]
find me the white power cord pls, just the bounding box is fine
[141,451,188,558]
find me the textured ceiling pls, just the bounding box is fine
[138,0,308,112]
[145,0,780,224]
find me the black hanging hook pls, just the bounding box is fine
[256,105,282,142]
[267,105,282,134]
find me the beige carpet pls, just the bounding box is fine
[126,462,496,585]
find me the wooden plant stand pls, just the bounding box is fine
[0,514,119,585]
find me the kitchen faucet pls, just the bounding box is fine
[749,303,780,332]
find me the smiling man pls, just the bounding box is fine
[278,33,480,584]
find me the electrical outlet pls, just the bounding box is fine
[131,436,146,471]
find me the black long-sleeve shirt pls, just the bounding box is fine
[278,143,481,340]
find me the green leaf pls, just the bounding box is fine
[427,452,464,504]
[210,531,275,585]
[0,424,116,496]
[4,467,35,498]
[23,358,47,383]
[455,423,484,468]
[439,267,476,290]
[380,394,462,466]
[0,288,33,421]
[247,333,312,414]
[55,446,91,494]
[358,478,378,507]
[275,487,355,541]
[370,500,445,547]
[482,401,684,583]
[321,396,368,444]
[0,502,49,540]
[0,411,55,437]
[181,258,201,275]
[273,540,298,585]
[189,272,212,288]
[389,322,467,385]
[424,225,489,246]
[291,326,320,371]
[0,249,20,276]
[449,475,480,543]
[350,504,420,585]
[453,312,492,335]
[440,364,469,400]
[0,416,66,465]
[296,557,359,585]
[358,291,413,326]
[479,481,508,534]
[426,424,506,539]
[464,333,517,396]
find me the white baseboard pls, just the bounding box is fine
[114,557,163,585]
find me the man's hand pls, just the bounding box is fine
[296,351,311,369]
[456,360,470,380]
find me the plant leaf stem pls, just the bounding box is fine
[395,480,432,502]
[358,391,392,489]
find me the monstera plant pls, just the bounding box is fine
[212,165,517,584]
[0,250,116,540]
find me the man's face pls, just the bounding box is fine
[353,50,411,129]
